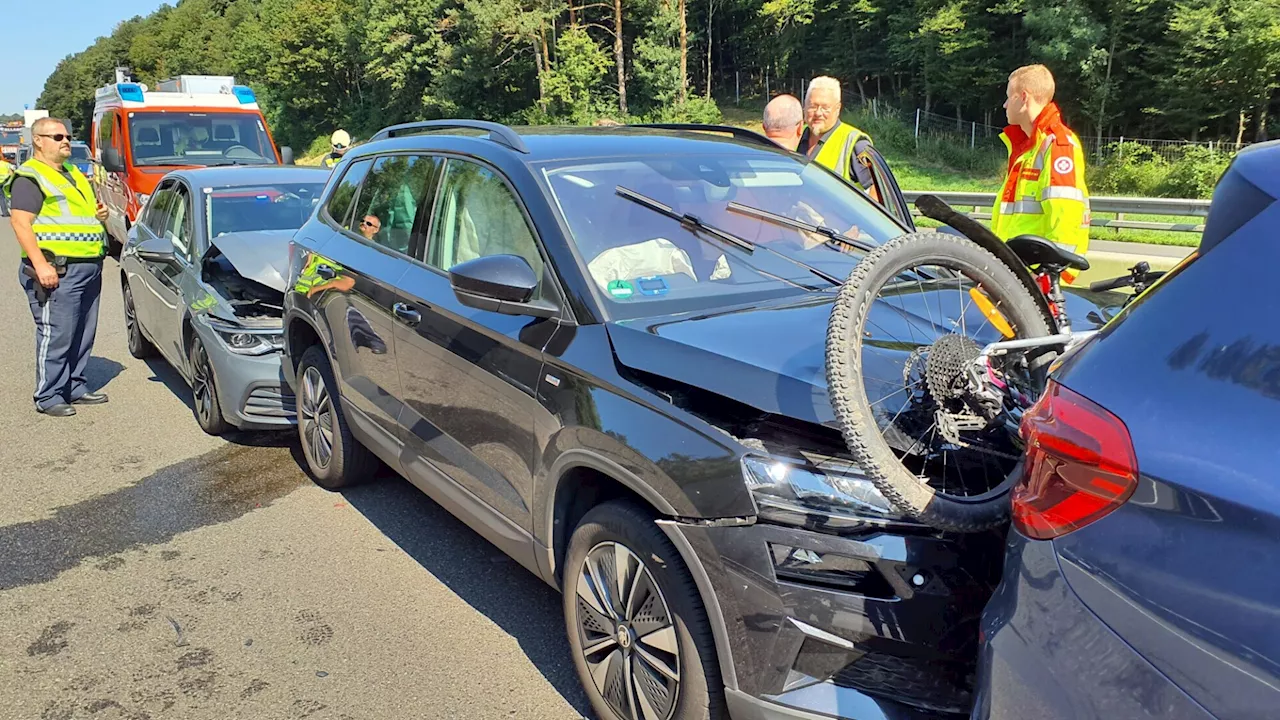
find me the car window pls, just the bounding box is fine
[426,159,544,288]
[96,112,114,156]
[347,155,440,256]
[540,152,903,320]
[326,158,373,227]
[164,184,193,260]
[143,184,175,237]
[207,183,326,237]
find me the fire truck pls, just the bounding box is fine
[91,68,292,248]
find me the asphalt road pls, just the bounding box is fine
[0,223,590,719]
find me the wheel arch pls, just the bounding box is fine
[546,453,741,692]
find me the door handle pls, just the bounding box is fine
[316,264,336,280]
[393,302,421,326]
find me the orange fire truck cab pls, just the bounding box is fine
[91,73,293,248]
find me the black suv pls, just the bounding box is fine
[281,120,1104,720]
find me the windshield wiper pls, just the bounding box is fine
[726,201,876,254]
[614,186,842,287]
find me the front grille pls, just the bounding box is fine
[242,386,296,420]
[831,651,973,715]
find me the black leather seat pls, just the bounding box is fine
[1006,234,1090,272]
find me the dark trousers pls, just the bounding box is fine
[0,191,9,216]
[19,260,103,410]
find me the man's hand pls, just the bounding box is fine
[33,261,59,290]
[95,202,109,222]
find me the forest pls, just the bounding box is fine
[35,0,1280,152]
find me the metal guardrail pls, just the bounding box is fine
[902,191,1211,233]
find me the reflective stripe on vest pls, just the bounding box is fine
[6,160,105,259]
[992,128,1091,256]
[813,122,871,182]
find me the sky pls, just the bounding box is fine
[2,0,169,115]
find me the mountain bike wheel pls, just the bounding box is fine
[826,232,1054,532]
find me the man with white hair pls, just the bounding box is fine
[762,94,803,151]
[801,76,876,194]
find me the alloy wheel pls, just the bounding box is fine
[191,343,215,426]
[299,366,335,471]
[124,288,137,338]
[574,541,680,720]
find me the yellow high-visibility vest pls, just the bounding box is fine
[3,159,106,259]
[811,121,873,183]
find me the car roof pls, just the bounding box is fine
[355,125,793,163]
[168,165,331,188]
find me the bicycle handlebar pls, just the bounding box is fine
[1089,275,1133,292]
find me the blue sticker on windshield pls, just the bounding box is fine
[636,276,669,296]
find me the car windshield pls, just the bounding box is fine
[205,183,325,237]
[129,111,276,167]
[69,145,90,161]
[541,152,904,319]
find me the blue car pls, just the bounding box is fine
[974,140,1280,719]
[69,141,93,176]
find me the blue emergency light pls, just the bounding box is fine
[117,83,145,102]
[232,86,256,104]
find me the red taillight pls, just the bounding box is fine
[1013,381,1138,540]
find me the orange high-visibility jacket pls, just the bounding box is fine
[992,103,1091,263]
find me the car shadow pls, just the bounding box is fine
[340,473,593,717]
[142,356,297,449]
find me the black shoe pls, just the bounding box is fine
[72,392,109,405]
[37,404,76,417]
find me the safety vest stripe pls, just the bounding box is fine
[999,200,1045,215]
[1041,186,1087,202]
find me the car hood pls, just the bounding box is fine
[208,230,295,292]
[607,285,1123,429]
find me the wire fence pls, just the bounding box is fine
[730,72,1251,163]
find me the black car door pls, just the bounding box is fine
[393,156,559,543]
[306,156,417,440]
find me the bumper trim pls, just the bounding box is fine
[726,688,837,720]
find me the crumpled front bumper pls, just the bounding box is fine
[659,518,1003,720]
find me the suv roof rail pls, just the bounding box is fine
[370,120,529,154]
[627,123,779,150]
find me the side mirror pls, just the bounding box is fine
[280,146,294,165]
[136,234,176,264]
[102,148,125,173]
[449,254,557,319]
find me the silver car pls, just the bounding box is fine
[120,166,330,434]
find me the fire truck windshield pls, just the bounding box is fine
[128,112,275,167]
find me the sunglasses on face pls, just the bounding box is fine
[38,134,73,142]
[360,219,380,229]
[333,144,347,150]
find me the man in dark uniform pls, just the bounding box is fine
[5,118,111,417]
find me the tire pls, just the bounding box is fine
[295,344,378,490]
[189,335,233,436]
[563,501,727,720]
[825,231,1052,532]
[122,283,156,359]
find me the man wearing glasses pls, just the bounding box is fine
[323,129,351,169]
[3,118,111,417]
[801,76,878,200]
[358,214,381,241]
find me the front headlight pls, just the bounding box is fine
[210,321,283,356]
[742,455,903,531]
